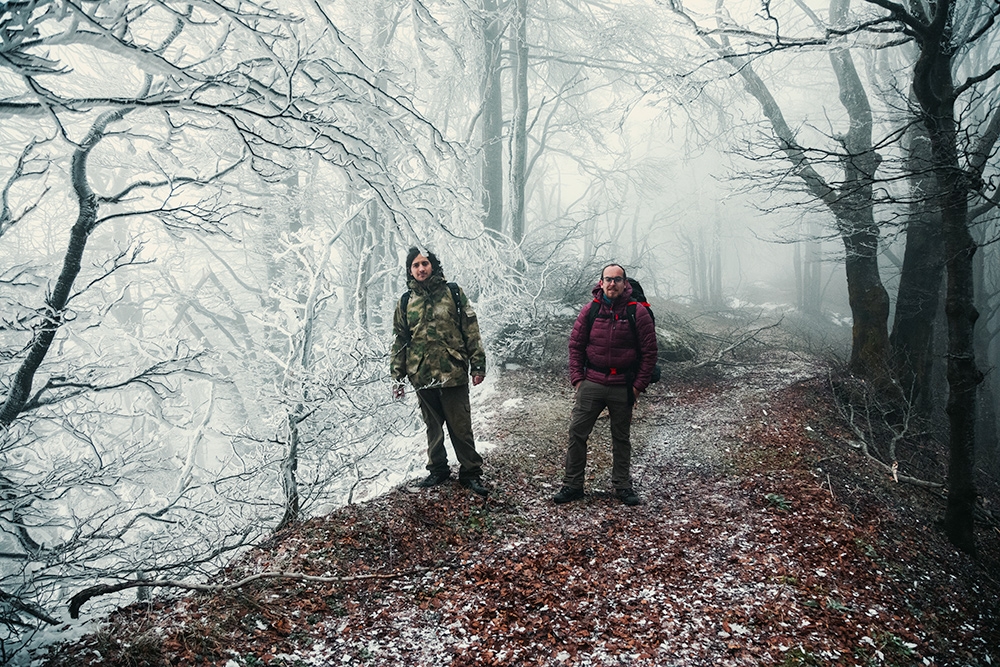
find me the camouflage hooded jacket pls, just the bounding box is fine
[391,273,486,389]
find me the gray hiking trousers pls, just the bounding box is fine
[563,379,634,491]
[416,383,483,481]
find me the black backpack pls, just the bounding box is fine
[398,282,465,345]
[584,277,661,383]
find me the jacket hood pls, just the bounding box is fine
[590,279,633,303]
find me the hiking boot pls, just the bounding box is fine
[616,488,641,506]
[416,471,451,488]
[553,486,585,504]
[460,477,490,497]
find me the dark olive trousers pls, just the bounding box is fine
[416,383,483,481]
[563,379,634,491]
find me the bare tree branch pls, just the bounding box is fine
[69,566,434,619]
[691,319,783,369]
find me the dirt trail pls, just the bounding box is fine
[639,357,823,479]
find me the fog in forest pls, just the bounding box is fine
[2,0,998,660]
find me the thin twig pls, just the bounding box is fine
[69,567,431,619]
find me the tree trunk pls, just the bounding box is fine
[278,411,301,530]
[973,239,999,477]
[708,0,891,383]
[940,168,980,556]
[355,199,380,328]
[696,230,707,302]
[795,222,822,316]
[508,0,529,244]
[890,119,943,411]
[480,0,504,235]
[794,240,804,309]
[710,217,723,307]
[826,1,890,381]
[910,5,981,554]
[841,223,891,378]
[0,110,127,427]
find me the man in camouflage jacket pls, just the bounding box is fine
[391,247,489,496]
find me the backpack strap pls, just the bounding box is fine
[625,302,640,347]
[625,301,661,384]
[622,302,642,375]
[447,282,469,349]
[584,299,601,336]
[581,299,600,373]
[398,291,412,343]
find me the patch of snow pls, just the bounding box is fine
[476,440,498,453]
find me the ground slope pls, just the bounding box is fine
[39,351,1000,667]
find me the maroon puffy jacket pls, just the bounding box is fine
[568,280,658,391]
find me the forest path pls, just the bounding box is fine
[480,350,823,515]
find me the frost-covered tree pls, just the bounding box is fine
[0,0,475,656]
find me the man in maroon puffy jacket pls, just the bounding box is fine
[553,263,658,506]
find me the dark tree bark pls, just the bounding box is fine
[0,109,127,427]
[967,86,1000,479]
[871,0,990,554]
[890,120,943,412]
[826,0,891,382]
[840,221,890,378]
[973,242,999,474]
[937,137,981,556]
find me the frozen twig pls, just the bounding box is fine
[691,319,782,369]
[69,566,433,619]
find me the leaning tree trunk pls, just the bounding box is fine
[0,109,127,427]
[708,0,891,385]
[0,110,129,560]
[840,221,891,380]
[826,9,891,383]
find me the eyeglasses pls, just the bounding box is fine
[601,276,625,284]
